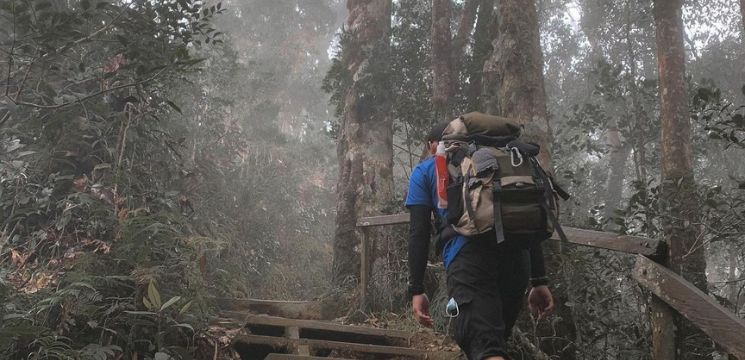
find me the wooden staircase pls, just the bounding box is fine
[220,311,457,359]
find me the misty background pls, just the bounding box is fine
[0,0,744,358]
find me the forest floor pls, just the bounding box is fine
[212,302,464,359]
[352,313,461,354]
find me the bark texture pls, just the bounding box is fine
[482,0,551,167]
[604,123,630,226]
[432,0,454,122]
[482,0,576,358]
[654,0,713,357]
[466,0,495,111]
[332,0,394,288]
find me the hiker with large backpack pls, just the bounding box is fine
[406,113,569,360]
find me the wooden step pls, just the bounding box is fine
[233,334,428,359]
[223,312,413,347]
[211,297,317,319]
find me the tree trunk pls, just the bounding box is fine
[740,0,745,35]
[604,1,636,230]
[451,0,479,71]
[432,0,454,122]
[452,0,479,58]
[483,0,576,358]
[604,122,630,228]
[332,0,394,289]
[466,0,495,111]
[483,0,551,167]
[654,0,713,358]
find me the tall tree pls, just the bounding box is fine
[432,0,454,121]
[465,0,495,111]
[482,0,576,358]
[482,0,551,165]
[331,0,394,288]
[654,0,713,357]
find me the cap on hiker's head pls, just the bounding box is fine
[426,122,449,142]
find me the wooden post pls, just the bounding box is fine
[645,254,676,360]
[360,227,371,311]
[633,255,745,358]
[285,326,310,355]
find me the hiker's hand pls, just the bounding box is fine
[528,285,555,320]
[412,294,433,327]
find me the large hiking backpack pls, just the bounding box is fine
[438,112,569,244]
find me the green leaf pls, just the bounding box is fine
[178,300,193,315]
[160,296,181,311]
[147,280,161,310]
[124,310,157,316]
[2,313,29,320]
[143,296,153,310]
[81,0,90,10]
[171,323,194,332]
[93,163,111,171]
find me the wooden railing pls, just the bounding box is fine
[356,213,745,359]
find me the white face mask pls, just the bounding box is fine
[445,297,459,318]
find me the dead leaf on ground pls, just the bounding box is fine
[23,271,56,294]
[10,249,28,267]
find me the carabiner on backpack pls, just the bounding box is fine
[509,146,523,167]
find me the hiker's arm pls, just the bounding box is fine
[528,242,554,318]
[407,205,432,296]
[528,242,548,287]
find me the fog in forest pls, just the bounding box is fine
[1,0,744,358]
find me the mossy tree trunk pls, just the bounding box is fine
[332,0,394,290]
[432,0,454,122]
[654,0,713,358]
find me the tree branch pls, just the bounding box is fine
[711,277,745,284]
[392,142,419,158]
[55,9,127,55]
[0,111,9,128]
[7,67,168,110]
[451,0,479,60]
[13,51,37,102]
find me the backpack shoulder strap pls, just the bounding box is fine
[492,168,505,244]
[529,157,570,244]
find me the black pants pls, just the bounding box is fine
[446,237,530,360]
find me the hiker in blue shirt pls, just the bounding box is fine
[406,122,555,360]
